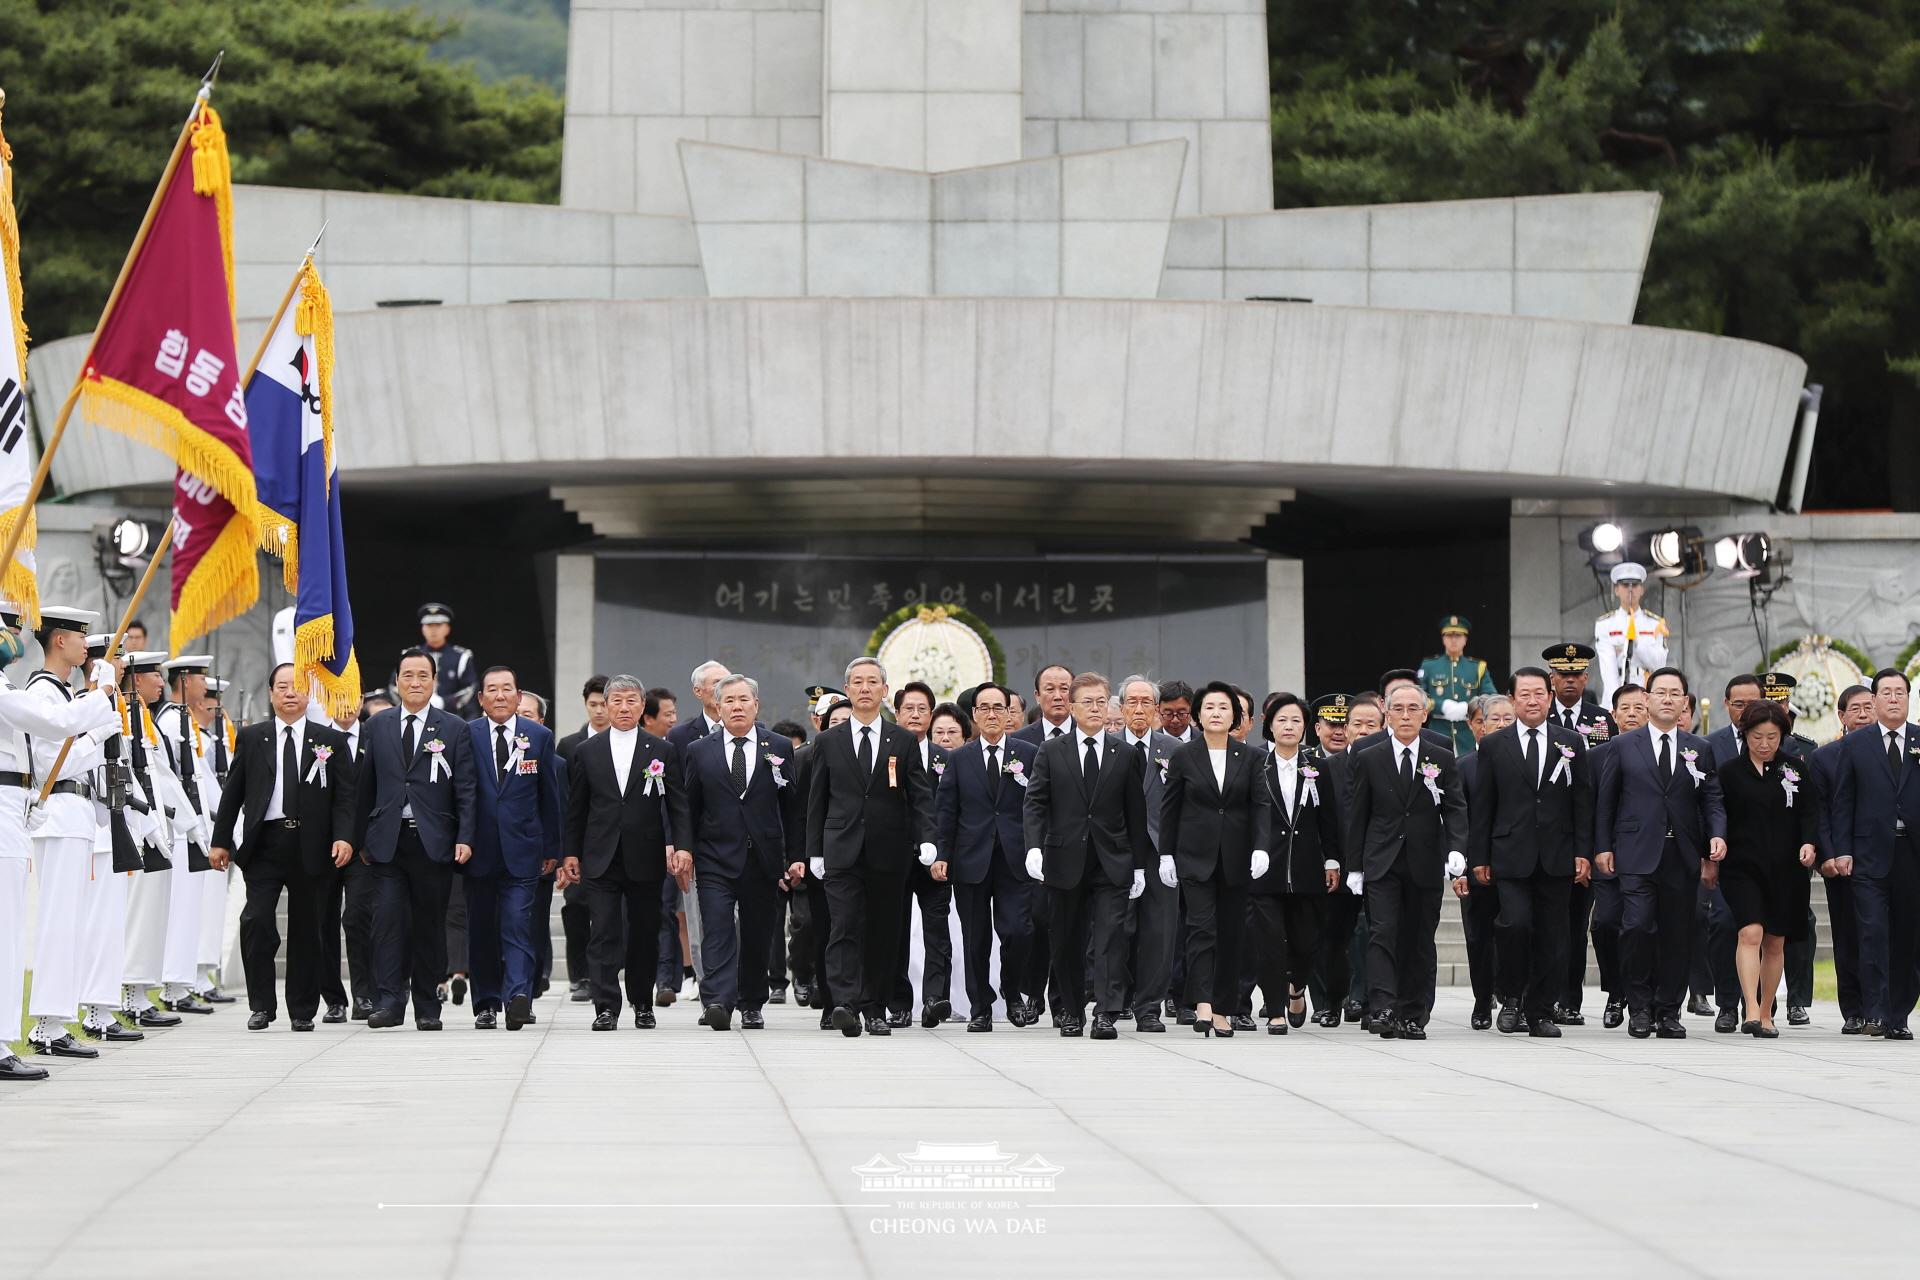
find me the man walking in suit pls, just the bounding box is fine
[1594,667,1728,1040]
[466,666,563,1030]
[889,680,954,1028]
[1810,684,1875,1033]
[555,675,608,1002]
[356,648,478,1030]
[1344,682,1469,1040]
[1467,666,1595,1037]
[563,674,692,1030]
[806,657,939,1038]
[1010,664,1076,1022]
[1827,668,1920,1038]
[1117,674,1185,1031]
[665,660,728,751]
[1022,672,1150,1039]
[931,682,1039,1031]
[684,674,803,1031]
[209,663,357,1031]
[315,704,367,1022]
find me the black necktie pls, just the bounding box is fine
[496,724,510,780]
[986,743,1001,799]
[1399,746,1413,788]
[1891,730,1904,779]
[403,714,418,761]
[1083,735,1100,785]
[858,725,873,776]
[1049,726,1064,739]
[282,726,300,821]
[1524,728,1539,786]
[1658,733,1672,778]
[732,736,749,795]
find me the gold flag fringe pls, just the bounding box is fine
[0,118,27,388]
[79,376,260,520]
[0,504,40,625]
[171,511,257,653]
[296,615,361,720]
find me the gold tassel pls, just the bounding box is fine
[0,504,39,626]
[296,615,361,720]
[256,507,298,594]
[79,376,261,520]
[189,104,236,328]
[170,507,259,652]
[293,262,337,489]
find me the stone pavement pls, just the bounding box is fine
[4,989,1915,1280]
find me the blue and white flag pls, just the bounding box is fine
[247,261,359,715]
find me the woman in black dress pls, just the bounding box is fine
[1715,700,1818,1037]
[1250,694,1343,1033]
[1160,682,1272,1037]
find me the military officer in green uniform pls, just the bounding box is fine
[1420,615,1498,755]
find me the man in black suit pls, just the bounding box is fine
[554,675,608,1003]
[1010,663,1076,1021]
[931,682,1039,1031]
[1467,666,1595,1037]
[1348,671,1455,756]
[1021,672,1150,1038]
[1344,682,1468,1039]
[1117,674,1186,1031]
[664,659,728,751]
[1594,667,1728,1039]
[563,673,693,1029]
[1541,643,1616,1026]
[1454,695,1509,1029]
[316,704,369,1021]
[683,674,802,1031]
[356,648,479,1030]
[1811,684,1875,1033]
[209,663,356,1032]
[806,657,938,1037]
[889,680,953,1028]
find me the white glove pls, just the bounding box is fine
[1346,871,1364,896]
[1129,869,1145,900]
[88,659,118,687]
[24,801,47,834]
[808,856,825,879]
[1440,699,1468,722]
[917,843,937,867]
[1157,854,1178,888]
[1250,850,1269,879]
[1025,849,1044,881]
[1445,851,1467,879]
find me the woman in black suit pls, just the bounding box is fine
[1160,681,1272,1037]
[1716,700,1818,1037]
[1250,694,1343,1033]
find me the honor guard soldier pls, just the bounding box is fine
[1542,643,1618,744]
[194,676,240,1002]
[157,655,220,1013]
[1420,615,1497,756]
[1761,673,1821,757]
[406,602,479,719]
[1594,563,1669,705]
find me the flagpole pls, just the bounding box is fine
[240,231,324,388]
[0,61,222,592]
[35,515,175,803]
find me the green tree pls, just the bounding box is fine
[0,0,563,342]
[371,0,570,89]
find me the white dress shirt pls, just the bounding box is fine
[263,716,306,822]
[1272,749,1299,812]
[609,725,638,791]
[850,714,885,773]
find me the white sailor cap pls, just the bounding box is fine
[0,599,22,625]
[39,605,100,634]
[207,677,230,694]
[126,650,170,674]
[162,654,214,678]
[1609,561,1647,584]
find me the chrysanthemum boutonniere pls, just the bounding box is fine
[642,757,667,796]
[1680,747,1706,784]
[765,752,788,788]
[1005,757,1028,788]
[1548,743,1575,785]
[1419,760,1443,805]
[1781,765,1801,807]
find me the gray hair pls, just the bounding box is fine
[844,656,886,683]
[690,659,728,690]
[1118,673,1157,701]
[605,674,643,697]
[519,690,549,719]
[1469,694,1513,720]
[715,673,759,700]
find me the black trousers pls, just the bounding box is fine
[767,887,791,991]
[1563,879,1594,1011]
[239,826,328,1020]
[582,862,665,1016]
[1245,892,1322,1016]
[444,874,469,977]
[954,858,1034,1018]
[1591,877,1623,1000]
[533,874,556,992]
[370,827,455,1020]
[1460,879,1501,1004]
[1128,865,1181,1016]
[697,869,778,1013]
[1181,875,1247,1011]
[804,874,834,1010]
[1854,833,1920,1030]
[1494,869,1572,1022]
[783,884,816,987]
[561,880,593,985]
[824,863,908,1017]
[1047,873,1130,1017]
[1824,874,1863,1019]
[319,856,375,1008]
[1364,859,1441,1025]
[1701,884,1741,1012]
[1618,841,1697,1019]
[1310,890,1363,1014]
[1785,903,1817,1007]
[891,860,954,1014]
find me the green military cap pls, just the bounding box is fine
[1543,642,1597,674]
[1761,672,1797,703]
[1439,614,1471,635]
[1311,693,1351,724]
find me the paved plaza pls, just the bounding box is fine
[5,989,1915,1279]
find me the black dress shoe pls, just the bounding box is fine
[831,1006,862,1037]
[0,1053,50,1081]
[1344,1000,1364,1024]
[366,1009,402,1029]
[1656,1015,1688,1039]
[416,1018,443,1031]
[654,985,675,1007]
[921,999,951,1029]
[1888,1026,1915,1041]
[865,1015,892,1036]
[591,1011,617,1031]
[435,983,449,1006]
[1175,1008,1196,1026]
[1135,1011,1166,1033]
[1687,994,1713,1017]
[1627,1011,1652,1038]
[1862,1019,1886,1037]
[322,1005,347,1024]
[1090,1014,1117,1040]
[767,988,787,1005]
[505,995,532,1031]
[200,988,238,1004]
[1396,1020,1426,1041]
[165,997,215,1015]
[136,1007,183,1028]
[1372,1014,1398,1039]
[1005,1003,1032,1028]
[569,981,592,1003]
[1314,1009,1340,1028]
[1059,1018,1084,1037]
[1842,1016,1866,1035]
[1360,1011,1375,1033]
[1528,1019,1562,1038]
[247,1011,273,1031]
[1714,1008,1738,1033]
[1471,997,1492,1030]
[1496,1002,1524,1034]
[1603,999,1626,1029]
[1230,1014,1256,1032]
[793,984,816,1007]
[99,1022,144,1042]
[1164,997,1179,1018]
[450,976,468,1006]
[352,999,374,1022]
[885,1009,911,1029]
[1552,1004,1585,1026]
[1115,1007,1133,1020]
[633,1009,656,1029]
[741,1010,765,1029]
[32,1034,97,1059]
[702,1004,731,1031]
[967,1015,993,1032]
[819,1010,835,1030]
[291,1018,315,1032]
[1788,1004,1810,1026]
[474,1010,498,1030]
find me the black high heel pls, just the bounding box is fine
[1288,988,1307,1028]
[1741,1020,1761,1036]
[1213,1017,1234,1038]
[1193,1017,1212,1037]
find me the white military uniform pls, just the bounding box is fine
[0,672,120,1043]
[196,704,236,989]
[1593,582,1669,707]
[122,694,188,1002]
[157,699,216,996]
